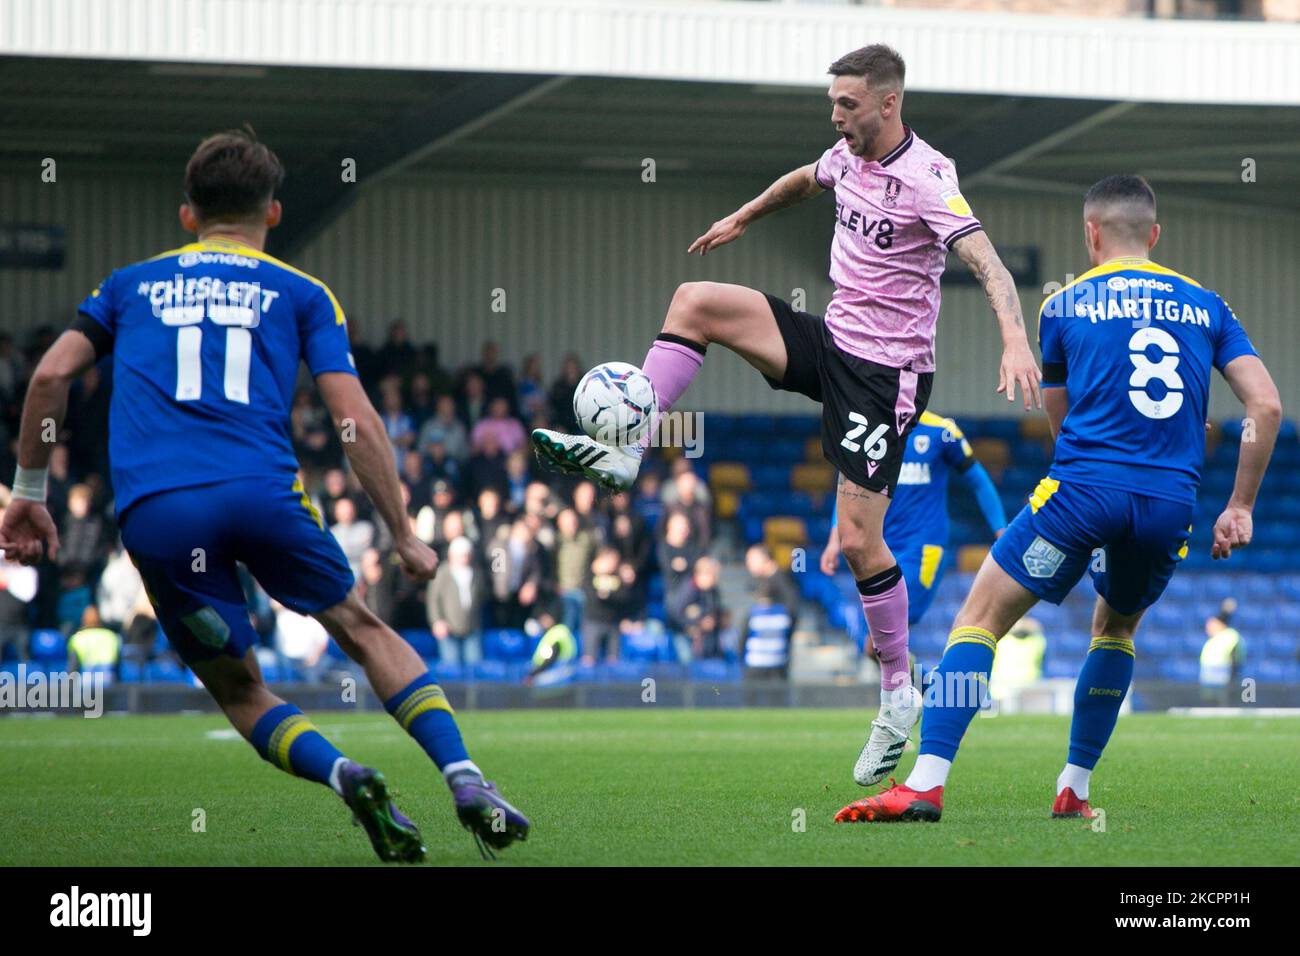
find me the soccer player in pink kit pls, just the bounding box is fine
[532,45,1041,786]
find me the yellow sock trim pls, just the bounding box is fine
[946,626,998,652]
[395,684,454,729]
[268,714,315,773]
[1089,635,1135,658]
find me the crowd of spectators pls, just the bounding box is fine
[0,321,798,678]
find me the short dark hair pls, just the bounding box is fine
[1083,174,1157,243]
[184,126,284,223]
[828,45,906,91]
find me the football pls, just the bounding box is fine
[573,361,659,446]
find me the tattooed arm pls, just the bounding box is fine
[688,163,824,255]
[952,230,1043,410]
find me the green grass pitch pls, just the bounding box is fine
[1,709,1296,866]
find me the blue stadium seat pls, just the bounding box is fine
[1158,658,1200,683]
[399,628,437,658]
[469,660,509,681]
[482,628,536,661]
[435,662,465,682]
[28,628,66,665]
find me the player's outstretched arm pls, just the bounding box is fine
[1213,355,1282,560]
[687,162,823,256]
[0,330,98,565]
[316,371,438,580]
[951,230,1042,410]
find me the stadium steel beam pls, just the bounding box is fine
[269,74,570,260]
[953,100,1139,189]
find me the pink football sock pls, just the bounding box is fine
[859,566,911,694]
[638,333,706,448]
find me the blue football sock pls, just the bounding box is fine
[918,626,997,762]
[1067,635,1135,770]
[249,703,345,787]
[384,673,470,772]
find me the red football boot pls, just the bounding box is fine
[1051,787,1096,819]
[834,779,943,823]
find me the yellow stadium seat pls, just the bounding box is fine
[708,462,751,493]
[804,437,822,462]
[770,542,798,570]
[1019,416,1053,442]
[790,461,835,495]
[958,544,989,573]
[763,516,807,546]
[969,437,1010,478]
[715,489,739,519]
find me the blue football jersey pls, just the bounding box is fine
[882,411,976,552]
[77,237,357,515]
[1038,257,1256,505]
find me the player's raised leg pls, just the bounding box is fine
[313,591,529,856]
[532,281,786,489]
[190,648,426,863]
[1053,598,1141,819]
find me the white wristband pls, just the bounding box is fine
[11,465,48,503]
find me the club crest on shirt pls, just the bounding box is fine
[882,176,902,208]
[1022,535,1066,579]
[912,433,930,454]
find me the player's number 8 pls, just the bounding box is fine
[1127,326,1183,420]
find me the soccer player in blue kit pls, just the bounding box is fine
[822,411,1007,785]
[0,130,528,861]
[835,175,1281,823]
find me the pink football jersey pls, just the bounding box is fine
[813,127,981,373]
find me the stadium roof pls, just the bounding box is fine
[5,1,1297,253]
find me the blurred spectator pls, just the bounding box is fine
[658,512,702,600]
[607,503,650,577]
[1200,599,1244,706]
[554,508,596,637]
[418,394,470,464]
[471,396,526,457]
[527,606,578,684]
[379,376,416,468]
[744,543,799,617]
[503,449,531,514]
[465,428,508,499]
[518,353,546,422]
[585,546,634,665]
[0,494,38,661]
[457,372,489,432]
[415,479,461,547]
[668,555,725,661]
[633,470,664,534]
[741,589,793,681]
[662,465,712,549]
[291,388,339,471]
[428,537,486,666]
[475,488,509,551]
[67,606,120,673]
[65,363,112,481]
[57,484,107,627]
[548,353,584,433]
[119,581,161,666]
[359,547,397,623]
[989,616,1046,701]
[472,341,519,415]
[401,449,431,511]
[330,497,375,579]
[96,542,142,630]
[572,480,607,540]
[489,520,544,628]
[407,371,437,431]
[273,601,330,682]
[377,320,416,378]
[319,468,349,525]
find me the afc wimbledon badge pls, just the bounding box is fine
[1022,535,1065,579]
[883,176,902,208]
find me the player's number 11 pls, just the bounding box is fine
[174,325,253,405]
